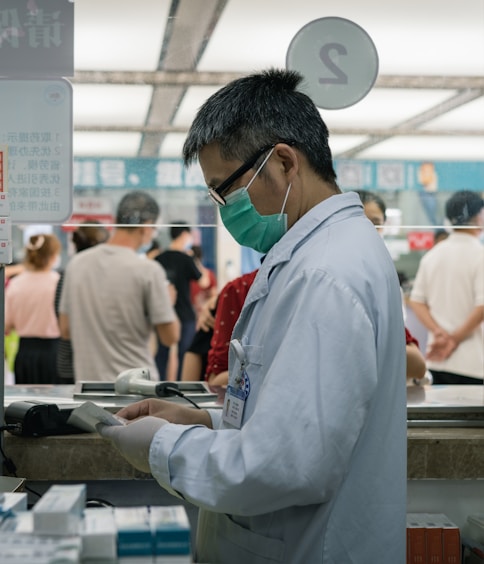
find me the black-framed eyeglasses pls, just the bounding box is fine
[208,140,296,206]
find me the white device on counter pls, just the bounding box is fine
[114,367,159,396]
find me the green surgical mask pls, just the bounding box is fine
[219,149,291,253]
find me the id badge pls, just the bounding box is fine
[223,340,250,429]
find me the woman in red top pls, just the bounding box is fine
[205,269,258,387]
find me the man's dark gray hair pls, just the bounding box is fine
[116,191,160,226]
[182,68,338,187]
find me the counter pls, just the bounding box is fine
[5,421,484,481]
[3,383,484,481]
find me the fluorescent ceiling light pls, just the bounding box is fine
[74,132,142,157]
[74,0,169,71]
[160,134,188,159]
[359,136,484,160]
[74,85,153,126]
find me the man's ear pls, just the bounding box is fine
[274,143,299,183]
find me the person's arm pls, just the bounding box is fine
[58,312,71,340]
[427,305,484,361]
[196,294,217,332]
[149,263,181,347]
[408,300,440,334]
[406,343,426,380]
[194,258,211,289]
[5,264,24,279]
[155,318,180,348]
[206,369,228,387]
[180,351,203,381]
[450,305,484,344]
[97,399,213,474]
[116,397,213,428]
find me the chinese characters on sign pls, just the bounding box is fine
[335,160,484,192]
[0,79,72,223]
[7,130,63,217]
[73,157,484,193]
[0,0,74,77]
[73,158,207,191]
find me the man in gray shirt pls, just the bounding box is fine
[59,191,180,382]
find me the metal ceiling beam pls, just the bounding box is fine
[74,124,484,136]
[71,65,484,158]
[137,0,229,157]
[72,71,484,90]
[336,88,484,158]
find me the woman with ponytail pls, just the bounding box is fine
[5,233,62,384]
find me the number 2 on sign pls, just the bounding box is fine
[319,43,348,84]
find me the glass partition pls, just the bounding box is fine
[4,0,484,388]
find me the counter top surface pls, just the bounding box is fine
[3,384,484,481]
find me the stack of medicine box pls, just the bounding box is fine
[0,484,84,562]
[0,483,192,562]
[114,505,192,563]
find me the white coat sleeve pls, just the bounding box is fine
[149,270,379,515]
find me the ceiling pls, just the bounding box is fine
[72,0,484,162]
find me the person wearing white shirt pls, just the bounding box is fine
[410,190,484,384]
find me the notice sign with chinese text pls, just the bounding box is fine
[0,0,74,77]
[0,78,72,223]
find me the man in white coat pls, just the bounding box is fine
[99,69,407,563]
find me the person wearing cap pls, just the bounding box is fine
[97,69,407,563]
[410,190,484,384]
[58,191,180,382]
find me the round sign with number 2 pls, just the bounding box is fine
[286,17,379,110]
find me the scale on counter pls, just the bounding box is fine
[73,380,220,405]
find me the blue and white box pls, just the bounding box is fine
[114,506,153,562]
[150,505,191,560]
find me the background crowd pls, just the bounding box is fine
[3,188,483,388]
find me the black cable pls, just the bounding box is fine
[24,485,42,500]
[0,424,42,499]
[0,441,17,476]
[85,498,114,508]
[159,386,202,409]
[0,425,21,476]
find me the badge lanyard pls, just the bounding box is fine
[223,340,250,429]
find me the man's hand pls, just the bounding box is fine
[115,398,213,428]
[97,416,168,473]
[427,330,458,361]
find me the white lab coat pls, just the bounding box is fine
[150,192,407,563]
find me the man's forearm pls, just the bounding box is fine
[408,301,439,333]
[452,305,484,343]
